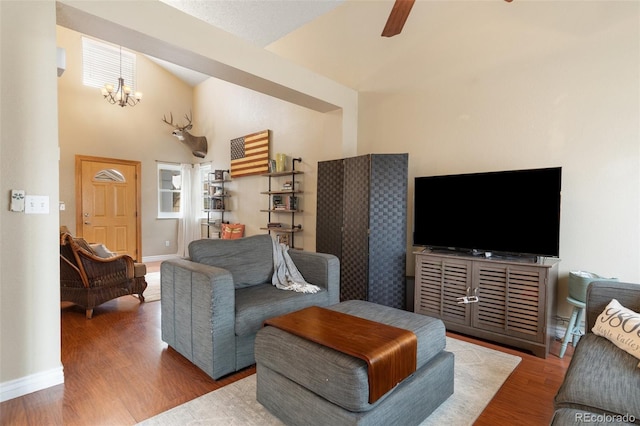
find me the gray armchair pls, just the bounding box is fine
[160,234,340,380]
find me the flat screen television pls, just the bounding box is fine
[413,167,561,258]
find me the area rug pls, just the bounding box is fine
[143,271,160,302]
[138,336,521,425]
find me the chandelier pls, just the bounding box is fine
[101,46,142,107]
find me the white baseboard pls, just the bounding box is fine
[142,254,181,263]
[1,366,64,403]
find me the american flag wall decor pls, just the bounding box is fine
[230,130,270,178]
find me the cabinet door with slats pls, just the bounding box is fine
[505,266,545,342]
[472,263,545,343]
[415,255,471,326]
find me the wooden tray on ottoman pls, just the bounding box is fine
[264,305,417,403]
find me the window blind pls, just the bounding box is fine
[82,37,137,91]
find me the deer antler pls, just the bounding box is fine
[163,111,194,130]
[162,112,177,128]
[162,110,208,158]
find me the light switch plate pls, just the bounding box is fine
[25,195,49,214]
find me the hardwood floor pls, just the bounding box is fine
[1,262,573,425]
[458,333,573,425]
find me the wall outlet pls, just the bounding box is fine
[165,241,170,247]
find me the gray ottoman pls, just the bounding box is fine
[255,300,454,426]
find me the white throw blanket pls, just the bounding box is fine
[271,237,321,293]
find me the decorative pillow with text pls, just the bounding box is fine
[592,299,640,368]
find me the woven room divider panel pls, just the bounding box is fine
[316,159,344,262]
[316,154,408,309]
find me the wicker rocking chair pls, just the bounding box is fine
[60,232,147,318]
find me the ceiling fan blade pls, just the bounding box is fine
[381,0,415,37]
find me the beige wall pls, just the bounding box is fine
[357,6,640,317]
[55,0,357,258]
[57,24,344,255]
[56,0,357,153]
[57,26,194,257]
[0,0,62,396]
[194,78,343,251]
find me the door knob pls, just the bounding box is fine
[84,221,91,225]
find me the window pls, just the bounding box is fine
[158,163,182,218]
[82,37,137,91]
[199,164,211,218]
[94,169,125,182]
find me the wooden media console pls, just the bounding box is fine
[414,250,559,358]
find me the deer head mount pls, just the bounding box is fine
[162,112,208,158]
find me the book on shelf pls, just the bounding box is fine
[277,234,290,246]
[267,222,282,228]
[209,186,225,196]
[270,195,298,211]
[272,194,284,209]
[285,195,298,211]
[280,180,301,191]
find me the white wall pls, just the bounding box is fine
[0,1,63,399]
[358,5,640,316]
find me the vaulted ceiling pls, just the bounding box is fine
[156,0,632,94]
[161,0,346,47]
